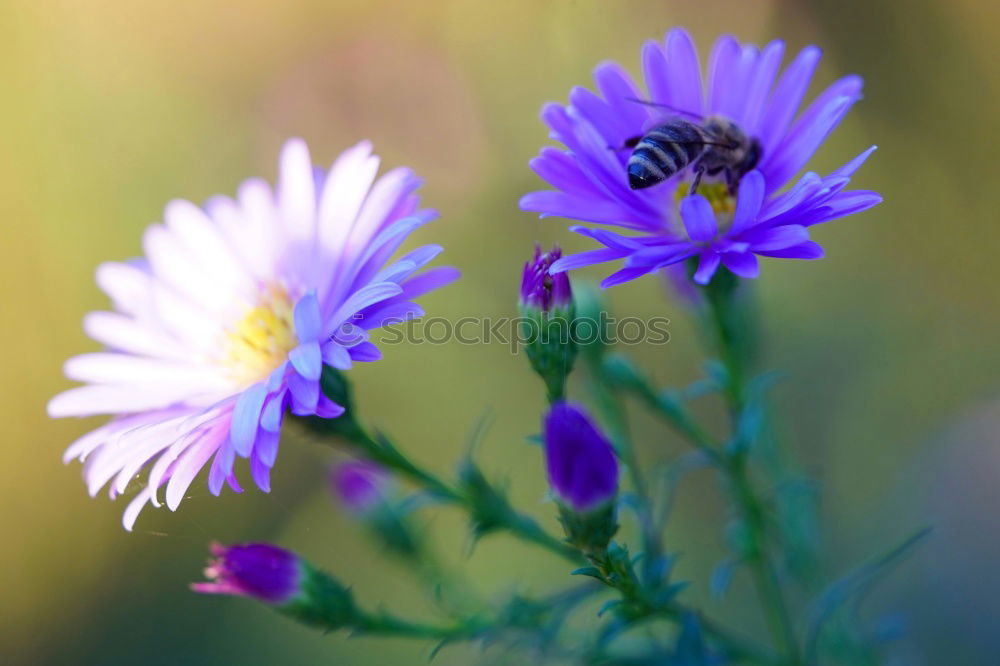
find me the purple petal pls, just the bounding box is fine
[600,265,657,288]
[251,449,271,493]
[721,252,760,278]
[756,241,825,259]
[680,195,717,242]
[830,145,877,179]
[255,428,280,467]
[707,35,741,116]
[693,252,721,284]
[663,28,704,116]
[263,362,287,393]
[624,244,696,268]
[742,40,785,133]
[764,76,863,188]
[292,291,322,342]
[231,383,268,457]
[348,341,382,362]
[730,170,766,235]
[260,390,287,433]
[641,39,672,114]
[593,61,648,130]
[570,225,646,251]
[715,43,758,121]
[289,341,322,380]
[743,225,810,251]
[315,394,345,419]
[287,373,319,414]
[757,45,822,151]
[208,439,236,496]
[550,248,627,273]
[398,266,460,298]
[528,148,598,196]
[321,342,352,370]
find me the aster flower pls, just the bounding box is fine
[520,28,882,286]
[49,139,459,530]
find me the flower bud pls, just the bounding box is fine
[543,402,619,554]
[331,461,423,559]
[332,460,390,515]
[519,246,577,401]
[520,245,572,312]
[193,542,357,630]
[192,542,303,604]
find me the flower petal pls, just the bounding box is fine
[293,291,322,342]
[721,252,760,278]
[680,195,717,242]
[693,252,721,284]
[730,170,766,235]
[230,383,268,457]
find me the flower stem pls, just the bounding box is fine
[585,355,661,566]
[356,610,488,641]
[703,272,802,666]
[306,414,582,564]
[587,544,776,664]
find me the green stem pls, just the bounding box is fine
[328,423,582,564]
[588,548,775,664]
[704,275,802,666]
[357,610,489,640]
[585,356,662,571]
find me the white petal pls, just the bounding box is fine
[278,138,317,244]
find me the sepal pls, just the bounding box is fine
[557,500,618,557]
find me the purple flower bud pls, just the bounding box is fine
[520,245,572,312]
[331,460,389,514]
[544,401,619,512]
[192,542,303,605]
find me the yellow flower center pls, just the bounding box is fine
[671,182,737,242]
[223,285,298,385]
[673,182,736,217]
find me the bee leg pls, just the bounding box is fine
[725,168,737,194]
[690,165,706,196]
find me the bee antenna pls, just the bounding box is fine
[625,97,702,120]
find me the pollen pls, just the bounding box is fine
[673,182,736,216]
[223,285,298,384]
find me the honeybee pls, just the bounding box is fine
[623,101,762,194]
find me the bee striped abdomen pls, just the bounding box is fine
[627,121,707,190]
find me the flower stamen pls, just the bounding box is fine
[223,285,297,384]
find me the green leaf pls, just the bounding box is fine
[805,527,932,661]
[570,566,603,580]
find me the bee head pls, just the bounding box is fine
[739,139,762,176]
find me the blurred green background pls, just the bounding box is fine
[4,0,999,663]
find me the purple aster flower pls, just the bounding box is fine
[520,245,572,312]
[331,460,390,514]
[544,401,619,512]
[48,139,459,530]
[520,28,882,286]
[192,542,303,604]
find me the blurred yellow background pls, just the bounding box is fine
[3,0,999,664]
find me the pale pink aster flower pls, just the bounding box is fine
[49,139,458,530]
